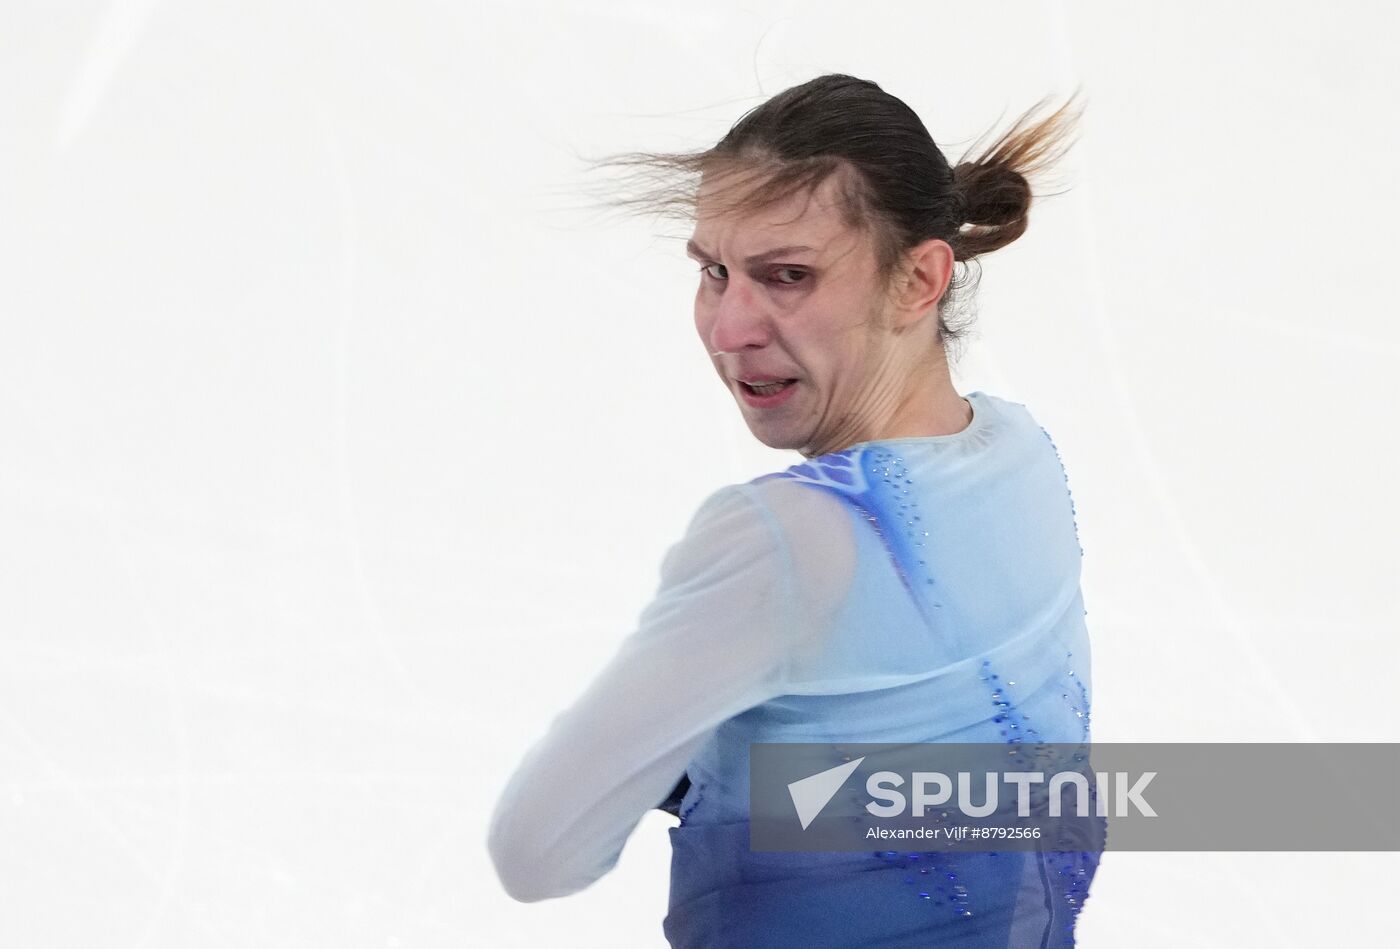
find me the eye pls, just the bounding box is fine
[696,263,808,286]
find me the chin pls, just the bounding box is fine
[742,422,802,452]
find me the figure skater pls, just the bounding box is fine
[487,73,1100,947]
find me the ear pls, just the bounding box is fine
[892,238,954,327]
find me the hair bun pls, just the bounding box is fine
[953,160,1031,230]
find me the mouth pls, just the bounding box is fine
[738,378,798,396]
[736,377,799,408]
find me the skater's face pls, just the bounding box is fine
[689,170,941,458]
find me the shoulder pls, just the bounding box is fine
[743,467,859,547]
[668,472,858,615]
[743,468,860,628]
[654,482,801,595]
[683,465,856,545]
[977,390,1043,439]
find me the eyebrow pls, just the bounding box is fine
[685,239,817,265]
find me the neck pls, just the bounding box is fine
[801,347,971,458]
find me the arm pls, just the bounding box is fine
[485,484,797,902]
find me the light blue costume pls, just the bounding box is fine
[488,390,1100,946]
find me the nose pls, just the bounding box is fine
[703,281,771,357]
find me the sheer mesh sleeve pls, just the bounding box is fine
[486,481,850,902]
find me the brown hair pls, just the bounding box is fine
[577,74,1085,362]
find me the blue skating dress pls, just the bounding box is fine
[487,390,1100,946]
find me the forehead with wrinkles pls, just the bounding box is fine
[688,169,868,273]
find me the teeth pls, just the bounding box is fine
[748,380,792,395]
